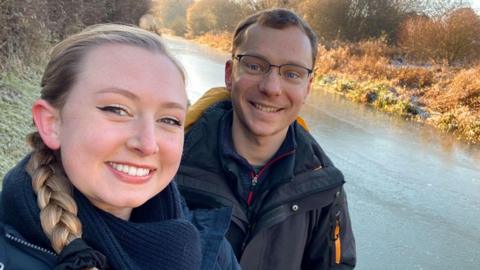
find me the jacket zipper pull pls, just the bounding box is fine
[251,175,258,186]
[247,175,258,206]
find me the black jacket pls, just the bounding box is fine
[0,156,240,270]
[0,222,56,269]
[177,101,356,270]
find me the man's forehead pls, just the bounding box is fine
[237,24,313,66]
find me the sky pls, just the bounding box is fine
[472,0,480,11]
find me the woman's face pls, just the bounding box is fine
[53,44,187,219]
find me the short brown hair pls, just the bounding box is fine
[232,8,318,67]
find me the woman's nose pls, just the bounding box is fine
[126,121,159,156]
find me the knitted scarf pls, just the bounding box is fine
[1,156,201,269]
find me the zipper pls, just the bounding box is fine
[246,174,258,206]
[246,149,295,207]
[242,150,296,253]
[240,222,256,254]
[5,232,56,256]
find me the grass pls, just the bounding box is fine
[193,32,232,53]
[0,65,42,179]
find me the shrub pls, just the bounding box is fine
[394,67,434,88]
[398,7,480,65]
[425,66,480,112]
[0,0,50,69]
[194,32,232,52]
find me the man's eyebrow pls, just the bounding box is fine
[242,52,311,68]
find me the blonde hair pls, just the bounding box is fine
[27,24,184,254]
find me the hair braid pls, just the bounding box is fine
[27,132,83,254]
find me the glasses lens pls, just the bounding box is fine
[280,65,309,82]
[239,55,269,74]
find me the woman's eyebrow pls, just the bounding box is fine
[95,87,186,110]
[95,87,139,100]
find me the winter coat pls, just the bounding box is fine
[177,89,356,270]
[0,155,240,270]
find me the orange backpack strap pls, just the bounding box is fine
[185,87,310,132]
[334,218,341,264]
[185,87,231,131]
[296,115,309,132]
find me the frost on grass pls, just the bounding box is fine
[0,72,39,181]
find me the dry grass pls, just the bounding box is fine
[316,39,480,143]
[193,32,232,52]
[424,67,480,112]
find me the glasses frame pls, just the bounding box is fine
[234,54,313,82]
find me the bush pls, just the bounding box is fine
[394,67,434,89]
[186,0,252,37]
[194,32,232,52]
[1,0,152,70]
[299,0,408,43]
[0,0,50,69]
[398,8,480,65]
[426,66,480,112]
[315,38,397,81]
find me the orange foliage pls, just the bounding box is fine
[194,32,232,52]
[424,66,480,112]
[398,8,480,65]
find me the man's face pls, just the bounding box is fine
[225,24,313,144]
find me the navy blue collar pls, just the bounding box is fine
[220,110,297,169]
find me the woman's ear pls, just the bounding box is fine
[31,99,61,150]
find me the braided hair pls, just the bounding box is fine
[27,24,185,255]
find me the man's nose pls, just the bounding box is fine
[259,66,282,96]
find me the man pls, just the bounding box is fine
[177,8,356,270]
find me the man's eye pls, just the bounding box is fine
[246,63,262,71]
[160,117,182,126]
[97,105,130,116]
[285,71,301,80]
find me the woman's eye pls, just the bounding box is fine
[97,105,130,116]
[160,117,182,127]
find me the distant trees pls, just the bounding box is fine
[298,0,350,42]
[3,0,479,68]
[398,7,480,64]
[1,0,152,68]
[150,0,192,35]
[298,0,408,44]
[185,0,252,36]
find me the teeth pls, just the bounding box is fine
[110,162,150,177]
[254,103,279,113]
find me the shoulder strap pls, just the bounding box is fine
[185,87,230,132]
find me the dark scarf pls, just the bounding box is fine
[1,156,201,269]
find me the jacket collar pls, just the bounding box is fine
[219,109,297,189]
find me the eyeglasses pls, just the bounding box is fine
[234,54,313,84]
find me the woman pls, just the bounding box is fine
[0,24,238,269]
